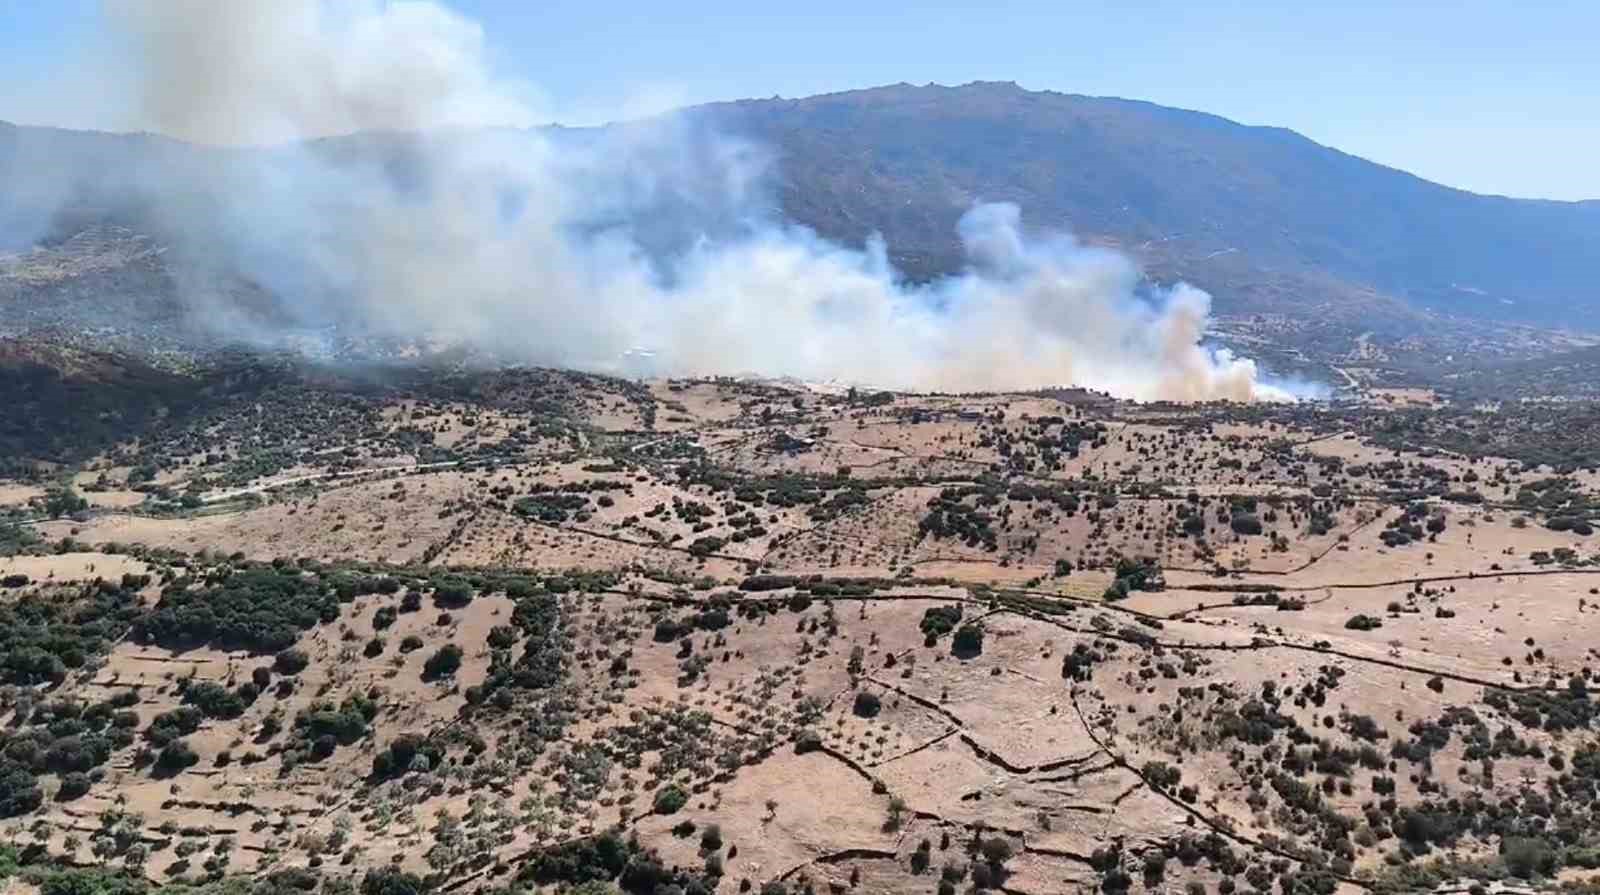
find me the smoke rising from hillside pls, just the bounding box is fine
[54,1,1286,401]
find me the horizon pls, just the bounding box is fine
[2,1,1597,202]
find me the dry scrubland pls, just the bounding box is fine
[3,374,1600,895]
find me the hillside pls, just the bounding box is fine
[689,82,1600,327]
[6,372,1600,895]
[3,83,1600,378]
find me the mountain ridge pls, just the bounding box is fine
[672,81,1600,329]
[2,80,1597,357]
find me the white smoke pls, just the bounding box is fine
[104,0,539,145]
[35,0,1289,402]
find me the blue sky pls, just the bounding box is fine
[3,0,1596,199]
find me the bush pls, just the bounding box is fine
[1113,556,1163,591]
[37,868,145,895]
[371,734,442,779]
[0,766,40,816]
[1546,516,1594,536]
[372,607,398,630]
[653,619,689,643]
[146,706,204,746]
[422,644,463,680]
[952,622,984,656]
[432,578,474,607]
[653,784,689,815]
[132,566,337,653]
[1344,614,1382,631]
[919,605,963,640]
[182,681,247,719]
[360,868,427,895]
[853,691,882,718]
[56,771,91,800]
[156,740,200,773]
[293,695,376,749]
[1502,836,1558,879]
[273,649,310,675]
[980,837,1014,866]
[1141,760,1182,790]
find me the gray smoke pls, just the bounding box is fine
[12,0,1290,401]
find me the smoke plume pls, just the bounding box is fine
[13,0,1291,402]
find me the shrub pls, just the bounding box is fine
[182,681,247,719]
[156,740,200,773]
[1344,615,1382,631]
[290,695,376,761]
[1230,513,1263,536]
[653,619,690,643]
[853,691,882,718]
[653,784,688,815]
[56,771,91,800]
[980,837,1014,866]
[371,734,442,779]
[919,605,963,640]
[146,706,204,746]
[1502,836,1558,879]
[422,644,463,680]
[0,761,41,817]
[133,566,337,653]
[372,607,398,630]
[432,578,474,608]
[273,649,310,675]
[1546,516,1594,536]
[952,621,985,655]
[1142,761,1182,790]
[360,868,427,895]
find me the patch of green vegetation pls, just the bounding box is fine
[133,565,339,653]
